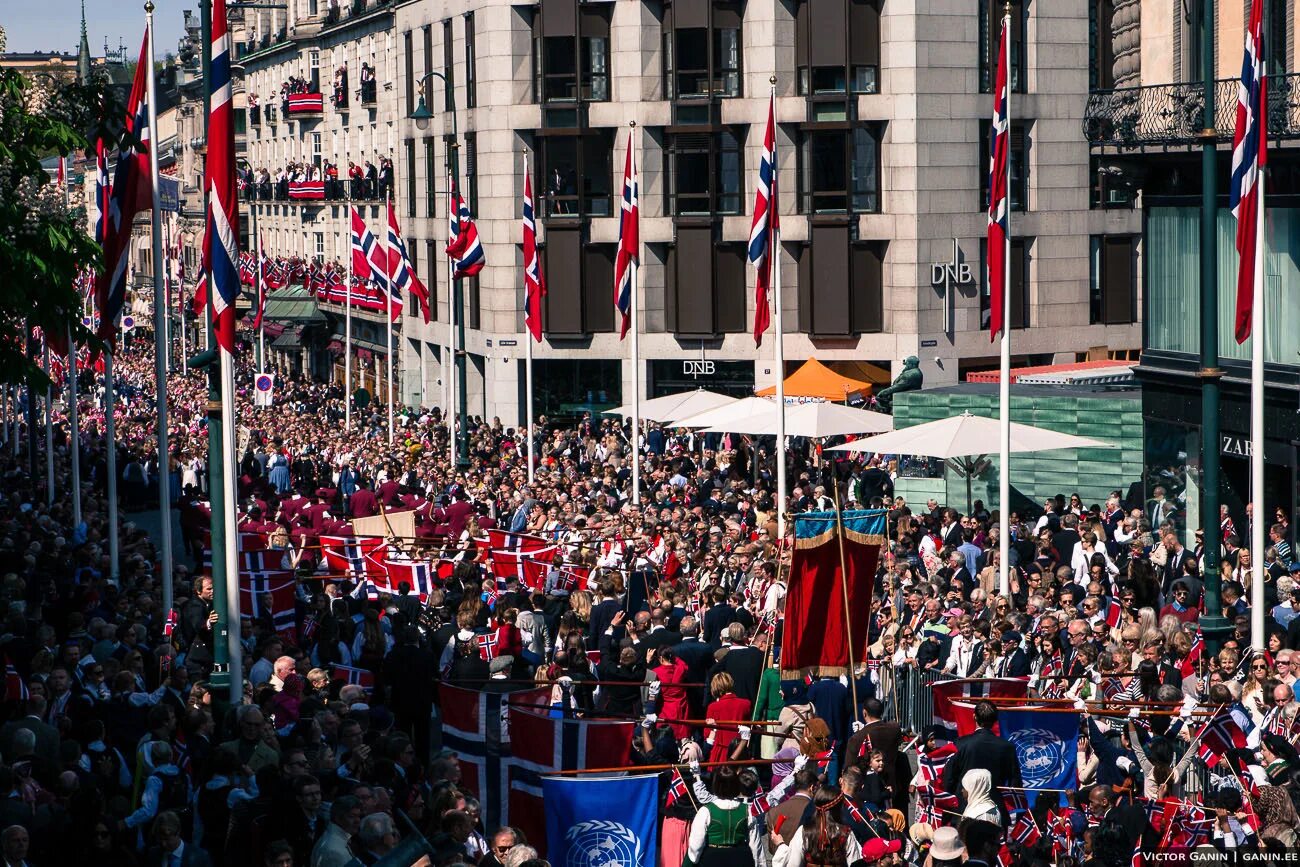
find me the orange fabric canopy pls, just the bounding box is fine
[755,358,874,401]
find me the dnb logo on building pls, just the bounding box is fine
[565,821,644,867]
[1008,728,1067,788]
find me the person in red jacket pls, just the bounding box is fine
[704,672,751,764]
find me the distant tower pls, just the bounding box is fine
[77,0,92,83]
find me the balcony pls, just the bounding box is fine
[1084,73,1300,149]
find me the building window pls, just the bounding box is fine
[533,0,611,104]
[425,239,439,321]
[443,19,456,111]
[537,131,614,218]
[798,125,881,214]
[795,0,881,97]
[404,31,415,115]
[1089,0,1115,90]
[465,12,477,108]
[468,277,481,330]
[662,1,742,100]
[422,25,433,103]
[315,232,325,258]
[665,129,743,216]
[311,132,322,167]
[425,140,437,218]
[464,132,477,212]
[665,228,748,336]
[406,139,416,218]
[980,236,1030,331]
[1269,0,1290,77]
[1090,235,1136,325]
[539,224,615,334]
[979,0,1027,94]
[309,49,320,90]
[979,120,1028,212]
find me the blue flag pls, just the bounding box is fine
[998,709,1079,808]
[542,775,659,867]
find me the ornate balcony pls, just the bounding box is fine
[1083,74,1300,149]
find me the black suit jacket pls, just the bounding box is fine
[709,645,764,702]
[702,604,736,646]
[1051,529,1082,568]
[1104,803,1158,852]
[997,648,1031,678]
[941,728,1023,808]
[588,599,623,646]
[146,844,214,867]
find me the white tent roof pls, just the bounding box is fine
[699,400,893,438]
[669,397,777,429]
[605,389,738,423]
[826,411,1111,458]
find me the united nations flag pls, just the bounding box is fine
[542,775,660,867]
[998,709,1080,808]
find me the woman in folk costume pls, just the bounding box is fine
[684,760,805,867]
[770,786,865,867]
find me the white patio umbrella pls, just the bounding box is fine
[604,389,738,424]
[667,396,778,429]
[828,410,1112,511]
[698,400,894,438]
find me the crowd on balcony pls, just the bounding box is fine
[332,67,349,109]
[239,159,393,202]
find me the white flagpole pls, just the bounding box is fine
[67,322,81,528]
[771,82,787,540]
[105,349,119,583]
[1250,107,1266,650]
[345,198,353,430]
[447,170,457,467]
[145,5,174,614]
[256,229,265,371]
[386,190,394,445]
[629,122,641,507]
[997,11,1012,599]
[525,151,535,485]
[43,339,53,506]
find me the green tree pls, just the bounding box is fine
[0,68,115,386]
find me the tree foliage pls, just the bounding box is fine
[0,68,121,387]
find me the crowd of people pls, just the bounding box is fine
[239,158,392,202]
[0,330,1298,867]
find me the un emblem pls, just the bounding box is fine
[1007,728,1066,788]
[565,820,644,867]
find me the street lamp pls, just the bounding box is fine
[409,70,468,467]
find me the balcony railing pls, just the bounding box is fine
[1084,73,1300,148]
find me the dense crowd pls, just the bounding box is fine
[239,159,392,202]
[0,331,1298,867]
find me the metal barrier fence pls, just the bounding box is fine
[884,665,944,733]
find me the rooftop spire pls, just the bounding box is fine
[77,0,91,83]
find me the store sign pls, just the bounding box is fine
[930,238,974,289]
[684,360,715,378]
[1220,434,1288,464]
[1222,435,1253,458]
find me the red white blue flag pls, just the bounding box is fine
[522,171,545,342]
[350,205,378,282]
[614,133,638,339]
[448,185,485,279]
[387,200,429,322]
[748,91,777,347]
[1230,0,1266,343]
[206,0,240,352]
[987,15,1010,342]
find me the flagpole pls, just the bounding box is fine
[43,339,53,507]
[256,228,265,372]
[345,196,353,431]
[105,348,119,583]
[524,150,535,486]
[146,2,175,616]
[629,121,641,507]
[997,7,1012,599]
[1250,61,1266,651]
[386,190,395,445]
[770,79,786,540]
[67,323,81,528]
[447,169,457,468]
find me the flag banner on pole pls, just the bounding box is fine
[449,190,485,279]
[96,29,152,347]
[523,171,546,341]
[350,206,378,282]
[929,678,1029,739]
[93,139,110,245]
[320,535,387,579]
[986,16,1010,341]
[613,134,639,339]
[286,92,324,113]
[1230,0,1266,343]
[386,200,427,322]
[206,0,240,352]
[288,180,326,200]
[779,510,886,676]
[996,708,1078,808]
[543,775,659,866]
[748,91,777,346]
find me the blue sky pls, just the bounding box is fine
[3,0,189,58]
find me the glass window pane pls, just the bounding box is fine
[719,131,741,214]
[851,65,878,94]
[545,36,576,102]
[583,135,613,215]
[851,126,878,212]
[673,148,710,215]
[715,27,741,96]
[544,138,579,216]
[811,66,846,94]
[810,132,847,212]
[583,36,609,101]
[676,29,708,97]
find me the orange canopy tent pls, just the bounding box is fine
[755,358,875,401]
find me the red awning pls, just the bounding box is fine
[356,348,372,363]
[326,340,344,356]
[262,322,286,338]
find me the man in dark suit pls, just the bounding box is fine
[1088,782,1156,852]
[941,700,1022,813]
[708,624,764,702]
[145,810,214,867]
[701,587,736,646]
[1161,531,1193,596]
[845,698,906,810]
[0,698,59,770]
[179,576,216,678]
[587,578,624,646]
[1051,514,1083,568]
[672,618,716,714]
[994,632,1031,678]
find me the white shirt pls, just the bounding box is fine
[773,825,863,867]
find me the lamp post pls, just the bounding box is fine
[410,71,468,467]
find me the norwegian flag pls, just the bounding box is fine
[1178,633,1203,678]
[476,632,501,661]
[1197,707,1249,767]
[1129,840,1143,867]
[1010,812,1041,847]
[748,783,771,819]
[1166,804,1213,848]
[1002,788,1029,815]
[930,677,1028,738]
[446,176,469,258]
[448,185,485,279]
[522,170,545,342]
[320,535,386,580]
[299,613,319,643]
[331,664,375,692]
[613,132,638,339]
[387,200,429,322]
[666,768,689,808]
[4,656,28,703]
[205,0,240,352]
[843,798,871,825]
[857,732,873,758]
[1104,600,1123,630]
[382,559,436,601]
[996,845,1013,867]
[96,30,152,347]
[163,609,179,639]
[914,786,958,826]
[815,748,833,771]
[1046,809,1076,859]
[350,206,378,282]
[251,241,269,331]
[93,138,110,245]
[918,742,956,784]
[986,12,1010,342]
[747,89,777,347]
[239,571,297,640]
[518,547,560,592]
[1229,0,1266,344]
[484,530,550,581]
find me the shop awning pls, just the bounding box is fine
[272,328,303,349]
[755,358,875,401]
[262,322,287,339]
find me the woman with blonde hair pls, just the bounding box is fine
[1241,651,1271,725]
[568,590,593,628]
[704,673,752,764]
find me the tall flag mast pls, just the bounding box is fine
[614,125,640,505]
[988,6,1012,597]
[522,154,545,485]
